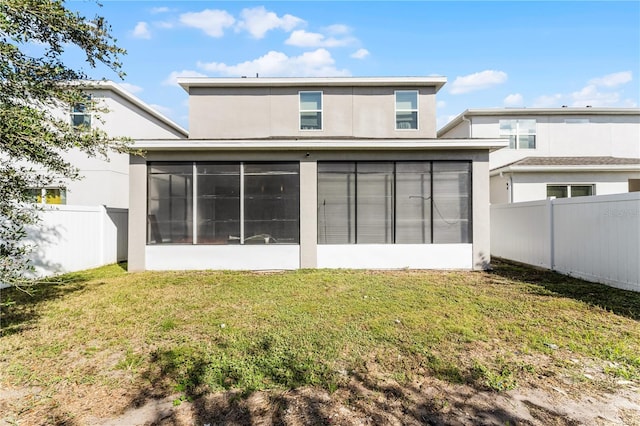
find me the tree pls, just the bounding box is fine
[0,0,128,287]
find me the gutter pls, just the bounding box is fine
[490,164,640,176]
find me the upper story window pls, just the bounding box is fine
[71,94,92,129]
[299,91,322,130]
[395,90,418,130]
[499,119,536,149]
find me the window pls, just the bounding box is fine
[499,119,536,149]
[71,95,92,129]
[395,91,418,130]
[317,161,471,244]
[148,162,299,245]
[299,91,322,130]
[148,163,193,244]
[29,188,66,205]
[547,184,594,199]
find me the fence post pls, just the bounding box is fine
[548,198,555,270]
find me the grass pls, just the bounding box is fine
[1,260,639,420]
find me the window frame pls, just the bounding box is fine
[299,91,323,131]
[70,94,93,129]
[546,184,595,199]
[30,187,67,205]
[147,161,300,245]
[499,119,536,149]
[317,160,472,245]
[395,90,419,131]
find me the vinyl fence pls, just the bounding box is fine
[491,192,640,292]
[26,205,128,278]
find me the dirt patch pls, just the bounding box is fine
[3,376,638,426]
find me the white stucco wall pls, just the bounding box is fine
[43,84,187,208]
[464,115,640,170]
[502,171,640,203]
[317,244,472,269]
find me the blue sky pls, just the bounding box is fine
[67,1,640,131]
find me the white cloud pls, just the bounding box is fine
[155,21,174,29]
[151,7,171,14]
[198,48,350,77]
[285,30,355,48]
[132,22,151,39]
[532,71,636,108]
[436,100,446,109]
[588,71,632,88]
[503,93,523,107]
[119,83,143,94]
[350,48,370,59]
[449,70,508,95]
[163,69,207,86]
[325,24,350,35]
[236,6,305,39]
[532,93,563,108]
[180,9,235,37]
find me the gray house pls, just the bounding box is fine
[127,77,506,271]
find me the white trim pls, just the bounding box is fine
[438,107,640,137]
[77,80,189,137]
[395,90,419,131]
[546,183,595,199]
[490,163,640,175]
[178,76,447,92]
[146,245,300,270]
[317,244,473,269]
[299,91,323,131]
[133,139,509,152]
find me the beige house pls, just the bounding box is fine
[128,77,506,272]
[438,108,640,204]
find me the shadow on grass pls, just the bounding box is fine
[0,262,126,337]
[490,259,640,321]
[125,355,558,425]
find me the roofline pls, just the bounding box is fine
[177,76,447,93]
[132,138,507,152]
[490,163,640,176]
[78,80,189,138]
[438,107,640,137]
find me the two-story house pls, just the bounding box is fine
[127,77,507,272]
[35,81,188,208]
[437,108,640,204]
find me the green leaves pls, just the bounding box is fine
[0,0,127,286]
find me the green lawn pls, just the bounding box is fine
[1,260,639,416]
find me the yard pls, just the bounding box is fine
[1,260,639,425]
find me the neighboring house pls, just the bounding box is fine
[127,77,506,272]
[437,108,640,204]
[24,81,188,277]
[35,81,188,208]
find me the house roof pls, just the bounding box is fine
[132,138,508,152]
[177,76,447,93]
[490,156,640,175]
[79,80,189,138]
[438,107,640,137]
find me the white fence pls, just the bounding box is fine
[491,192,640,292]
[27,205,128,277]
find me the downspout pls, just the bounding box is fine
[461,114,472,138]
[509,174,514,203]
